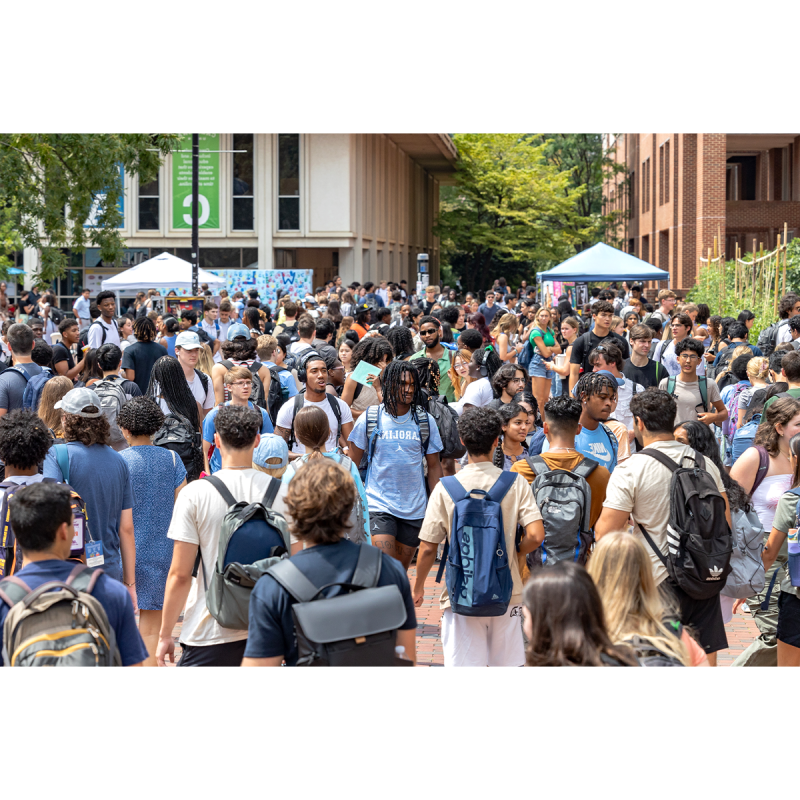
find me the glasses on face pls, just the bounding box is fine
[509,377,525,385]
[420,328,438,336]
[678,353,699,362]
[454,361,469,372]
[230,381,253,389]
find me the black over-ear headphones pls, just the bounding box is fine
[297,350,323,384]
[479,345,493,378]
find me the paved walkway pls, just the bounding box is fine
[159,567,762,667]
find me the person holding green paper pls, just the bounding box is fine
[409,316,456,402]
[340,336,393,422]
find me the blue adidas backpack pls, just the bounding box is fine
[435,472,517,616]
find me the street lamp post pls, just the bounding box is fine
[191,133,199,296]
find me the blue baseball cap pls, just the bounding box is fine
[253,434,289,469]
[226,322,251,341]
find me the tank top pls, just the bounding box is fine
[751,473,792,532]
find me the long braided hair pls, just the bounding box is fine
[382,360,426,421]
[412,356,440,397]
[147,355,200,430]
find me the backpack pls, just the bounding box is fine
[22,367,54,412]
[721,505,766,599]
[0,563,121,666]
[287,393,343,451]
[624,624,685,667]
[424,393,466,460]
[757,319,789,358]
[0,476,90,578]
[707,345,736,381]
[363,405,431,478]
[267,543,409,666]
[265,366,282,424]
[518,337,533,369]
[723,381,750,445]
[152,411,204,482]
[435,471,517,616]
[716,369,739,393]
[193,474,291,631]
[93,375,129,451]
[636,449,732,600]
[219,360,266,410]
[524,454,598,568]
[281,321,300,344]
[665,375,709,412]
[731,417,762,464]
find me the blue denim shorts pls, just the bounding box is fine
[528,353,554,380]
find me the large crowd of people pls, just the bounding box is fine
[1,275,799,668]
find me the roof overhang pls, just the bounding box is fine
[386,134,457,183]
[727,133,799,152]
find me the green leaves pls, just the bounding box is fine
[436,134,590,291]
[0,134,179,284]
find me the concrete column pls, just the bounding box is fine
[257,133,273,270]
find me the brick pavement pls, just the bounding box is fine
[158,568,762,667]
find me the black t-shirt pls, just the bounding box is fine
[622,357,667,390]
[121,341,167,395]
[52,342,75,373]
[570,330,630,375]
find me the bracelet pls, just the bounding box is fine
[124,581,135,587]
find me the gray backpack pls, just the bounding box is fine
[525,454,598,568]
[721,506,766,599]
[93,376,129,452]
[193,475,291,631]
[0,564,121,667]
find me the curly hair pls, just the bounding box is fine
[754,396,800,457]
[133,316,157,343]
[574,371,618,401]
[0,409,53,469]
[215,404,262,450]
[491,363,524,399]
[350,335,393,371]
[63,411,111,447]
[221,337,257,361]
[117,396,166,438]
[284,458,355,544]
[412,356,441,395]
[386,326,414,358]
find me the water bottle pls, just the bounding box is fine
[788,528,800,587]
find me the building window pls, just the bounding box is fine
[138,174,159,230]
[278,134,300,230]
[629,171,635,215]
[726,156,757,201]
[642,234,650,263]
[232,134,254,230]
[664,141,670,203]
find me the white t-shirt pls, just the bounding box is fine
[603,441,727,585]
[289,341,315,356]
[615,377,645,431]
[87,318,121,350]
[275,394,354,453]
[167,469,289,646]
[153,371,215,415]
[453,378,493,415]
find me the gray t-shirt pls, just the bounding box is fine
[769,492,798,597]
[0,362,43,412]
[658,376,722,424]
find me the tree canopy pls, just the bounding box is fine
[435,134,588,292]
[0,134,179,284]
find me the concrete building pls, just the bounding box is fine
[602,134,800,293]
[13,133,457,309]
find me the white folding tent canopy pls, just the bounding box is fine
[100,252,226,293]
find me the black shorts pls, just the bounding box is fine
[178,639,248,667]
[777,590,800,648]
[370,513,423,548]
[659,579,728,654]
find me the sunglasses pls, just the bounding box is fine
[420,328,439,335]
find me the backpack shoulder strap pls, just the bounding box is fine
[288,392,306,449]
[194,369,209,392]
[220,359,233,370]
[638,448,679,473]
[698,376,709,412]
[54,443,70,484]
[525,454,550,479]
[262,476,281,509]
[487,470,518,503]
[66,562,103,595]
[326,393,343,441]
[600,423,618,457]
[439,475,465,503]
[351,543,382,589]
[0,575,32,607]
[751,445,770,495]
[365,404,380,443]
[202,474,237,508]
[572,456,599,479]
[666,376,676,395]
[267,558,321,603]
[416,406,431,454]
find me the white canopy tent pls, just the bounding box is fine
[100,252,226,293]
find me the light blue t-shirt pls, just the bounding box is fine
[73,295,91,319]
[540,423,618,473]
[202,401,274,473]
[348,405,443,519]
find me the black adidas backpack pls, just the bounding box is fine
[636,449,732,600]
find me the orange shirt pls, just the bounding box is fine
[352,323,368,340]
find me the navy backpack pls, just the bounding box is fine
[435,472,517,616]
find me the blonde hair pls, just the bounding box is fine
[38,375,73,435]
[196,343,214,379]
[746,356,769,382]
[257,334,277,361]
[252,458,287,478]
[611,315,623,330]
[587,532,691,665]
[491,313,518,338]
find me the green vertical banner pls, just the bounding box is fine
[172,133,220,229]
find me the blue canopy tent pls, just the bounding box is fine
[536,242,670,286]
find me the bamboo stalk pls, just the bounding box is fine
[774,234,781,313]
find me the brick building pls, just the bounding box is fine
[602,134,800,294]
